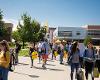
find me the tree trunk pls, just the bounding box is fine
[22,40,25,49]
[33,42,35,47]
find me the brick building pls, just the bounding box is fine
[0,23,13,42]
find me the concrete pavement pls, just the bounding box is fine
[8,56,100,80]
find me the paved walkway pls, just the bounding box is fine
[8,56,100,80]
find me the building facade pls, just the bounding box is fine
[54,27,87,41]
[0,23,13,42]
[86,25,100,45]
[48,27,56,43]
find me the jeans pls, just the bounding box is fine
[60,53,63,64]
[15,53,19,63]
[70,63,79,80]
[30,56,33,67]
[0,67,9,80]
[71,63,79,73]
[84,61,94,80]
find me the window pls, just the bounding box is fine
[58,31,72,37]
[76,31,81,35]
[88,30,100,37]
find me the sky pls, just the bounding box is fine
[0,0,100,30]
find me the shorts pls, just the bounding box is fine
[42,54,48,60]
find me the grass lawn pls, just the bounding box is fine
[19,48,29,57]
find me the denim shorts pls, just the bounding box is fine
[71,63,79,72]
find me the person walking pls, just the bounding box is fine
[41,39,50,69]
[70,41,80,80]
[78,43,86,68]
[15,41,21,64]
[83,42,96,80]
[52,43,58,60]
[0,40,10,80]
[95,47,100,74]
[37,41,43,63]
[59,43,64,64]
[29,43,36,68]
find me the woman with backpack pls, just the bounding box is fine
[70,41,80,80]
[83,42,95,80]
[0,40,10,80]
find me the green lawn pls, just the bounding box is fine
[19,49,29,57]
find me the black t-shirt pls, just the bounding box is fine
[29,47,35,55]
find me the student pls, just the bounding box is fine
[29,43,36,68]
[0,40,10,80]
[59,43,64,64]
[95,47,100,73]
[78,43,85,68]
[15,41,21,64]
[52,43,58,60]
[70,41,80,80]
[83,42,95,80]
[41,39,50,69]
[38,41,43,63]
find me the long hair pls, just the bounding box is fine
[71,41,78,54]
[0,40,9,57]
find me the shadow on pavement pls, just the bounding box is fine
[47,60,55,62]
[48,68,64,71]
[34,66,64,71]
[37,63,56,66]
[14,72,39,78]
[18,63,29,65]
[46,63,56,66]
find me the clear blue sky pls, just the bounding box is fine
[0,0,100,27]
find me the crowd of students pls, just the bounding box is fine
[31,39,100,80]
[0,39,100,80]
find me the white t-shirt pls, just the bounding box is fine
[38,42,43,52]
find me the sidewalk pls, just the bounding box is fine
[8,56,100,80]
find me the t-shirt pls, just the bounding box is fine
[42,42,50,54]
[72,50,80,63]
[84,49,95,58]
[38,42,43,52]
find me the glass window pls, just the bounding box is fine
[58,31,72,37]
[76,31,81,35]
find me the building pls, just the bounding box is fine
[0,23,13,42]
[48,27,56,43]
[85,25,100,45]
[54,27,87,42]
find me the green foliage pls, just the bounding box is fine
[17,13,46,48]
[12,30,21,41]
[38,27,46,41]
[0,9,4,37]
[19,49,29,57]
[84,36,92,46]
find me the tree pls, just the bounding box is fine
[84,36,92,46]
[0,9,4,38]
[17,13,46,48]
[12,30,21,41]
[38,27,46,41]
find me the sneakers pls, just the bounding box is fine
[42,64,46,69]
